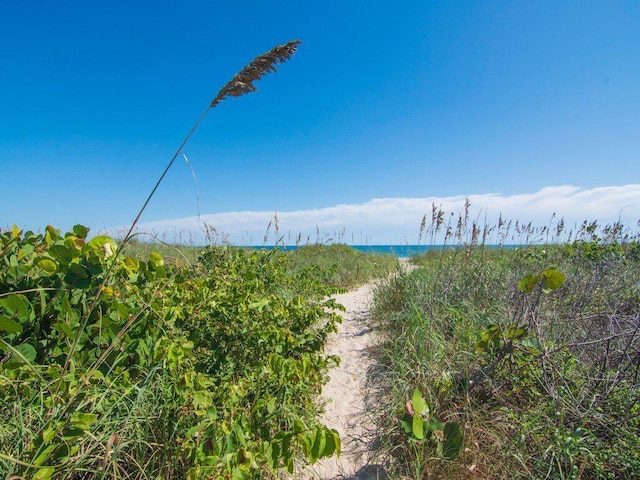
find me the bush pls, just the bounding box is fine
[0,226,342,479]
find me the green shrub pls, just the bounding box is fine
[0,226,342,479]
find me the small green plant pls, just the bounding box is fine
[401,389,463,460]
[470,267,565,390]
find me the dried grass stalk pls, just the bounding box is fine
[211,40,302,107]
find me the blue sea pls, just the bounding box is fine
[253,244,522,258]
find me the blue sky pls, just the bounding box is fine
[2,1,639,244]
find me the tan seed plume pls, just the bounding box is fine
[211,40,302,108]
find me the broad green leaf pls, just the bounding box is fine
[412,412,424,440]
[233,423,247,447]
[42,424,59,444]
[36,258,58,275]
[400,415,413,435]
[426,416,445,433]
[329,428,341,456]
[45,225,61,241]
[267,397,276,414]
[0,315,22,334]
[441,422,463,459]
[49,245,73,265]
[293,419,306,434]
[86,235,117,259]
[232,466,250,480]
[15,343,37,363]
[411,388,428,415]
[11,224,21,238]
[323,428,337,457]
[64,263,90,288]
[64,235,84,250]
[310,429,326,464]
[32,466,55,480]
[33,444,57,466]
[154,265,167,278]
[18,244,34,259]
[249,298,270,311]
[87,235,116,250]
[149,252,164,266]
[0,293,30,319]
[541,268,566,291]
[476,339,489,352]
[71,412,98,430]
[123,256,140,273]
[72,224,89,239]
[193,391,212,414]
[506,325,527,340]
[518,274,541,293]
[522,337,544,357]
[62,427,86,441]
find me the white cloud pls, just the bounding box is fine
[134,185,640,245]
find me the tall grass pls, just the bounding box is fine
[371,213,640,479]
[286,244,399,289]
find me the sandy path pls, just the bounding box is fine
[299,283,389,480]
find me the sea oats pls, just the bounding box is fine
[211,40,301,108]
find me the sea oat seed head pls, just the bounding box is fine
[211,40,301,108]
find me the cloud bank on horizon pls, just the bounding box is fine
[134,185,640,245]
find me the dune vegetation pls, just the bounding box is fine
[371,220,640,479]
[0,225,397,479]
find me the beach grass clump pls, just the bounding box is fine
[371,234,640,479]
[118,236,203,266]
[285,243,399,289]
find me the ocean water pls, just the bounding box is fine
[254,244,521,258]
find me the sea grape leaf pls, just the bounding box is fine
[36,258,58,275]
[64,263,90,288]
[8,343,37,364]
[411,388,428,415]
[49,245,73,265]
[87,235,116,250]
[149,252,164,266]
[518,274,541,293]
[0,294,30,319]
[541,268,566,291]
[123,256,140,273]
[72,224,89,239]
[0,315,22,334]
[506,325,527,340]
[45,225,61,241]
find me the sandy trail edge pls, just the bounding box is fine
[298,268,403,479]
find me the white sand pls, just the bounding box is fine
[298,282,389,480]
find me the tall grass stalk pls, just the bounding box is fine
[62,40,301,373]
[122,39,301,248]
